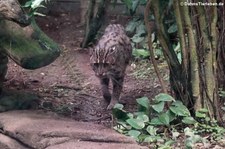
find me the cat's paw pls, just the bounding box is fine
[106,100,118,110]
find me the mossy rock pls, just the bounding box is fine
[0,89,39,112]
[0,18,60,70]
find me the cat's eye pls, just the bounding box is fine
[109,46,116,53]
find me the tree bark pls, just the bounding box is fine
[195,5,218,119]
[144,0,167,93]
[148,0,220,121]
[179,0,199,111]
[81,0,110,48]
[80,0,89,25]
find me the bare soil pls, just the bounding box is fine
[4,12,163,127]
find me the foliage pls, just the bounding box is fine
[194,109,225,142]
[113,93,225,148]
[113,94,193,147]
[113,0,146,15]
[125,17,165,60]
[23,0,50,16]
[124,16,180,61]
[126,18,149,59]
[123,0,225,126]
[218,89,225,117]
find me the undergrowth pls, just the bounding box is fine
[113,93,225,149]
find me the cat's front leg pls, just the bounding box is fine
[100,77,111,103]
[107,76,124,110]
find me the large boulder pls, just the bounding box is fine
[0,110,147,149]
[0,19,60,70]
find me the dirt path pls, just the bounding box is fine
[5,13,162,127]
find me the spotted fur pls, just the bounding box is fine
[90,24,132,109]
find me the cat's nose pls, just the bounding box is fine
[96,72,106,77]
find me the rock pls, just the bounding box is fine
[0,110,147,149]
[0,89,39,112]
[0,19,60,70]
[0,133,28,149]
[46,141,144,149]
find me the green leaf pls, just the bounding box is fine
[152,101,165,113]
[31,0,45,9]
[219,90,225,97]
[33,12,46,16]
[132,49,150,58]
[143,136,160,143]
[136,23,146,36]
[154,93,175,103]
[174,42,180,52]
[137,114,149,123]
[195,111,206,118]
[198,108,208,113]
[113,104,129,120]
[114,103,124,110]
[150,117,164,125]
[185,135,202,148]
[171,100,185,107]
[159,113,170,125]
[125,18,139,33]
[169,106,190,117]
[168,23,177,33]
[166,110,176,122]
[136,97,150,109]
[177,52,182,64]
[182,117,197,124]
[128,130,141,140]
[184,127,195,137]
[23,1,33,7]
[126,118,145,129]
[117,120,132,130]
[165,139,176,146]
[170,101,191,117]
[131,34,145,43]
[131,0,140,13]
[146,125,158,136]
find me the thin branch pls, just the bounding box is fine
[144,0,167,93]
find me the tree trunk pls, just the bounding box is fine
[146,0,221,121]
[144,0,167,93]
[81,0,110,48]
[80,0,89,25]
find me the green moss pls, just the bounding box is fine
[0,18,60,69]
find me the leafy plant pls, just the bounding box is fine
[184,127,206,149]
[194,108,225,142]
[113,0,147,15]
[113,93,196,147]
[218,89,225,118]
[126,18,165,60]
[113,93,225,148]
[23,0,50,16]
